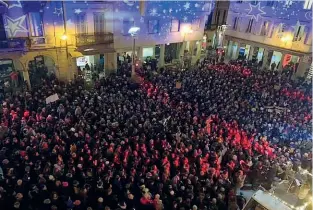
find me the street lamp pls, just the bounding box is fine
[181,25,193,43]
[128,26,140,79]
[281,34,292,46]
[61,34,68,41]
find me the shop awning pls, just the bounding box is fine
[69,51,84,58]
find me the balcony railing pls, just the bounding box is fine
[0,38,28,51]
[75,33,114,46]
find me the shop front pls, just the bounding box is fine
[165,43,180,64]
[0,59,20,90]
[76,54,104,82]
[28,55,56,87]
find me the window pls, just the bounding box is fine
[266,1,275,7]
[222,10,227,25]
[170,19,180,32]
[304,0,313,9]
[293,25,305,41]
[261,21,269,36]
[94,13,105,34]
[0,15,6,40]
[251,1,258,5]
[148,20,159,34]
[122,19,134,35]
[29,12,44,37]
[76,13,87,34]
[215,10,220,25]
[192,19,200,30]
[246,19,254,33]
[233,17,239,30]
[278,23,286,33]
[143,47,154,58]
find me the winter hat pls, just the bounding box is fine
[51,205,57,210]
[97,181,103,189]
[66,199,74,208]
[16,193,23,200]
[73,180,79,187]
[43,199,51,204]
[17,179,23,186]
[14,202,20,209]
[118,201,127,209]
[62,182,69,187]
[49,175,55,181]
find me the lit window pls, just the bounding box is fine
[94,13,105,34]
[304,0,313,9]
[293,25,305,42]
[278,23,286,33]
[170,19,180,32]
[29,12,44,37]
[76,13,87,34]
[192,19,200,30]
[261,21,269,36]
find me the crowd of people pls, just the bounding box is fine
[0,57,311,210]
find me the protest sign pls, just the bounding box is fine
[46,94,59,104]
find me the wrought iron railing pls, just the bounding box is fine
[75,33,114,46]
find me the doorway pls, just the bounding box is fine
[28,56,56,87]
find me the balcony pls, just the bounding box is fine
[75,33,114,47]
[0,38,29,52]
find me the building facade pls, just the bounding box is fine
[0,0,214,87]
[223,0,312,76]
[204,0,230,50]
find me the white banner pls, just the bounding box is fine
[46,94,59,104]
